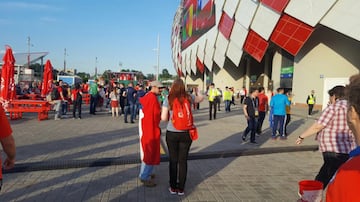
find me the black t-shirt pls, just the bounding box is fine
[244,96,258,117]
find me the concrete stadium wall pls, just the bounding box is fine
[273,26,360,106]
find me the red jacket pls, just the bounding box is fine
[326,147,360,202]
[139,92,161,165]
[0,106,12,179]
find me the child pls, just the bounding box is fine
[109,87,120,118]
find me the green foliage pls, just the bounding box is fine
[76,72,90,81]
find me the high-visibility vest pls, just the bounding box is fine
[308,95,315,104]
[223,90,232,101]
[208,88,218,102]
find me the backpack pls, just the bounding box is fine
[51,87,60,100]
[172,98,193,130]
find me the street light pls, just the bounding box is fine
[95,57,98,78]
[27,36,34,69]
[63,48,68,72]
[153,34,160,80]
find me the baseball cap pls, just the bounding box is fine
[150,80,164,88]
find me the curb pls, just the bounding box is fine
[4,145,318,174]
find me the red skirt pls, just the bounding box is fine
[111,100,119,108]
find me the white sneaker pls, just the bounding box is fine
[168,187,177,195]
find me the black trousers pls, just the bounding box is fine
[315,152,349,188]
[308,104,314,115]
[209,101,217,120]
[72,100,82,118]
[285,114,291,135]
[90,94,98,114]
[166,130,192,190]
[256,111,266,134]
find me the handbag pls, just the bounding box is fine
[189,126,198,141]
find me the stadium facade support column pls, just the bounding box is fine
[263,53,270,92]
[245,57,250,90]
[203,71,207,93]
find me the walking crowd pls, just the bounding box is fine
[2,73,360,201]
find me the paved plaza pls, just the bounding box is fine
[1,101,324,201]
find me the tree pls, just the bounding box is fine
[160,68,172,80]
[146,74,155,81]
[102,69,113,81]
[76,72,90,81]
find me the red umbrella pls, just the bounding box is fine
[0,45,16,107]
[41,60,53,97]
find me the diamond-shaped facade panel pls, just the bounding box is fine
[235,0,259,29]
[214,33,228,68]
[285,0,337,27]
[227,41,243,66]
[196,57,205,74]
[215,0,226,24]
[230,21,248,49]
[191,47,198,74]
[250,3,281,40]
[197,39,207,63]
[270,14,314,56]
[320,0,360,42]
[223,0,240,17]
[213,50,226,68]
[261,0,289,13]
[219,12,235,40]
[243,30,269,62]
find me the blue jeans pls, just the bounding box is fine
[61,101,68,115]
[243,117,257,142]
[124,103,135,122]
[224,100,231,112]
[90,94,98,114]
[272,115,285,137]
[139,162,154,181]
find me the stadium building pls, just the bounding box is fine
[171,0,360,107]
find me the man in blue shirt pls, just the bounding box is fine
[270,88,290,140]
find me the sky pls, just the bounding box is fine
[0,0,181,76]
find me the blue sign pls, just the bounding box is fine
[280,73,293,79]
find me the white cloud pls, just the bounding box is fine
[0,2,61,11]
[40,17,58,23]
[0,19,12,25]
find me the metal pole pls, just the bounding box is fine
[27,36,30,69]
[64,48,66,72]
[95,57,98,78]
[156,34,160,81]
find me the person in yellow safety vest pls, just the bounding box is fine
[207,83,219,120]
[223,86,233,112]
[306,90,316,117]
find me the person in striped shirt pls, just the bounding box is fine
[295,85,356,188]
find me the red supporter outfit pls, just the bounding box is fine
[326,147,360,201]
[0,106,13,179]
[71,88,81,101]
[257,93,268,112]
[139,92,161,165]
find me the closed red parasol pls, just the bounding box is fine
[0,45,16,108]
[41,60,53,97]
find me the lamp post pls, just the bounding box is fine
[95,57,98,78]
[63,48,67,72]
[153,34,160,80]
[27,36,31,69]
